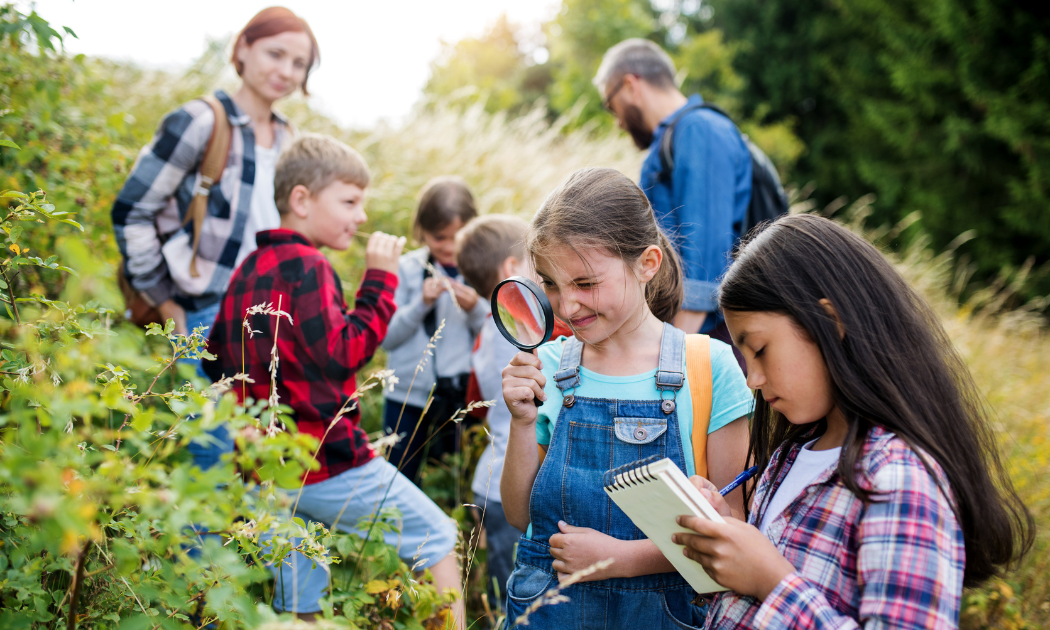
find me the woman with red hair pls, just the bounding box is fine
[112,7,318,342]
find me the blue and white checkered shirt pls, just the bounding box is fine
[111,90,293,313]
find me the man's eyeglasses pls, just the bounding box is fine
[602,76,628,113]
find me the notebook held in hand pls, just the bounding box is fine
[603,455,728,594]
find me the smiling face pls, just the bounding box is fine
[535,243,657,346]
[301,181,367,250]
[236,30,313,104]
[724,310,837,427]
[422,218,464,267]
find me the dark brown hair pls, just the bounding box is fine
[527,167,683,323]
[232,7,320,95]
[413,176,478,240]
[455,215,529,299]
[720,213,1033,587]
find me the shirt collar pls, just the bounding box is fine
[214,89,291,128]
[256,228,314,249]
[656,93,705,132]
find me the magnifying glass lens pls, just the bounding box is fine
[492,277,554,351]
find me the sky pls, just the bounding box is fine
[22,0,560,128]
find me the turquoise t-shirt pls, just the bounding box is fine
[535,336,753,476]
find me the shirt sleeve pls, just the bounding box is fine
[381,254,431,350]
[297,264,398,379]
[708,339,754,433]
[751,456,964,629]
[110,103,213,306]
[670,116,739,314]
[534,339,566,446]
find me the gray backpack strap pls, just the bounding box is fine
[655,323,686,414]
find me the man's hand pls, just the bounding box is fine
[365,232,406,276]
[549,521,621,583]
[673,309,708,334]
[157,299,188,336]
[450,280,479,311]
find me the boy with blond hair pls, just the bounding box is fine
[454,214,532,611]
[204,135,462,625]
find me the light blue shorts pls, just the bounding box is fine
[265,456,458,613]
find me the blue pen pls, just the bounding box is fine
[719,466,760,496]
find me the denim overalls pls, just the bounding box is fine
[503,323,706,629]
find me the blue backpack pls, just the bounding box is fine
[658,102,789,240]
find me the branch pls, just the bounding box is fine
[66,543,88,630]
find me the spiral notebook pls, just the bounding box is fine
[603,456,729,594]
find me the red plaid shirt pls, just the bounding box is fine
[204,229,398,484]
[705,426,964,629]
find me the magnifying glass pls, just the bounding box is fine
[491,276,555,351]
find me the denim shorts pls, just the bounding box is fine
[265,456,458,613]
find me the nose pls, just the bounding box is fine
[745,362,765,391]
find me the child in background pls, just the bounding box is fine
[499,168,754,629]
[674,214,1032,629]
[383,176,489,485]
[204,136,463,626]
[454,215,531,612]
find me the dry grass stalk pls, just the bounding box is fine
[513,558,615,626]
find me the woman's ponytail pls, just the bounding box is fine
[647,230,684,323]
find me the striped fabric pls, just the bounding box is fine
[705,426,964,629]
[111,90,292,312]
[203,229,398,484]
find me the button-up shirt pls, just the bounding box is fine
[705,426,964,629]
[203,229,398,484]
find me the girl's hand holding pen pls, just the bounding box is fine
[501,351,547,425]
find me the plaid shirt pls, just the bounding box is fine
[111,90,292,312]
[203,229,398,484]
[705,426,964,629]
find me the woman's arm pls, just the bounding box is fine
[111,103,214,308]
[705,416,750,519]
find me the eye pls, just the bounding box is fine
[268,50,281,59]
[753,347,765,358]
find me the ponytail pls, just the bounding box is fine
[528,167,684,323]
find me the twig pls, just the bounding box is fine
[1,263,21,326]
[66,544,88,630]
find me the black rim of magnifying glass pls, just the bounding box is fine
[490,276,555,351]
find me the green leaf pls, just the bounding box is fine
[129,407,154,432]
[0,139,19,150]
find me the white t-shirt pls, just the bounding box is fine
[237,143,282,267]
[758,438,841,535]
[470,317,519,504]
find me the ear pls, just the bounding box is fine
[621,73,644,103]
[499,256,519,281]
[637,245,663,283]
[234,35,249,67]
[288,185,313,219]
[818,298,846,340]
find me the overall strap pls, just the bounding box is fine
[685,334,714,479]
[552,336,583,407]
[655,322,686,414]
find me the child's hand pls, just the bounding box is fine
[502,351,546,424]
[549,521,620,583]
[672,516,796,601]
[690,475,733,518]
[450,280,479,311]
[422,277,444,306]
[365,232,406,275]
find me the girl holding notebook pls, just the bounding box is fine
[673,215,1032,629]
[499,168,754,628]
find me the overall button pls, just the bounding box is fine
[633,427,648,441]
[563,394,576,408]
[661,399,676,414]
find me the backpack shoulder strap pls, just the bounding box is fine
[685,333,713,479]
[658,102,706,181]
[181,94,232,277]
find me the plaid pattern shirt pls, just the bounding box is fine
[203,229,398,484]
[111,90,292,312]
[705,426,964,629]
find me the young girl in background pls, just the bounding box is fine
[383,176,490,485]
[500,168,753,628]
[674,214,1033,629]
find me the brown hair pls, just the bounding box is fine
[455,215,529,299]
[232,7,320,95]
[274,134,370,214]
[413,176,478,240]
[527,167,683,323]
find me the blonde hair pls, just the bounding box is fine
[274,134,370,214]
[413,176,478,240]
[528,167,683,323]
[455,215,529,299]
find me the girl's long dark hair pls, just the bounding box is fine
[721,214,1032,586]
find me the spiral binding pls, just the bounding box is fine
[602,454,663,491]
